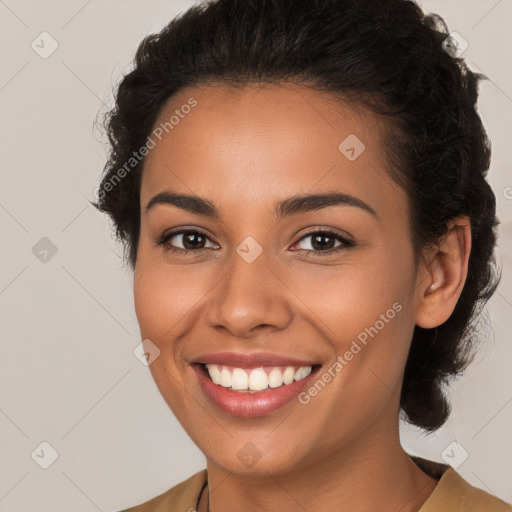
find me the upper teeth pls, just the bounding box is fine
[205,364,312,391]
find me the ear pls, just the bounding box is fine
[414,215,472,329]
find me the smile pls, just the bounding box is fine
[205,364,313,391]
[191,352,321,417]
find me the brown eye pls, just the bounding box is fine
[155,229,218,254]
[291,230,354,256]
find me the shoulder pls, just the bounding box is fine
[118,470,207,512]
[438,468,512,511]
[419,463,512,512]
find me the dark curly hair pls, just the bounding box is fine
[92,0,501,431]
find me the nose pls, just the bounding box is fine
[206,246,293,338]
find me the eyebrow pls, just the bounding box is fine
[145,189,378,220]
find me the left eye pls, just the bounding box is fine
[290,230,353,253]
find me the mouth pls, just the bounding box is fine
[198,363,318,392]
[191,353,322,417]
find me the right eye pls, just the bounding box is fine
[154,229,219,255]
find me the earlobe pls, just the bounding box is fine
[414,215,472,329]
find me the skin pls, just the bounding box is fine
[133,82,471,512]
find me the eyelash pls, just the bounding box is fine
[154,228,355,258]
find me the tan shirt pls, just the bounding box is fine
[121,458,512,512]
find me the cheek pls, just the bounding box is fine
[133,249,208,343]
[133,256,197,410]
[289,245,414,341]
[308,240,416,384]
[332,242,417,400]
[133,262,165,340]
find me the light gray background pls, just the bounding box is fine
[0,0,511,510]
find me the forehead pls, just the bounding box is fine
[140,83,404,216]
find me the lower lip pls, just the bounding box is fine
[193,365,317,418]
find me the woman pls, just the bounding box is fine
[94,0,511,510]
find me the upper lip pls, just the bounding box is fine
[191,352,319,368]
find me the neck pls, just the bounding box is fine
[200,424,437,512]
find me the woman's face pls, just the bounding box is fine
[134,83,428,475]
